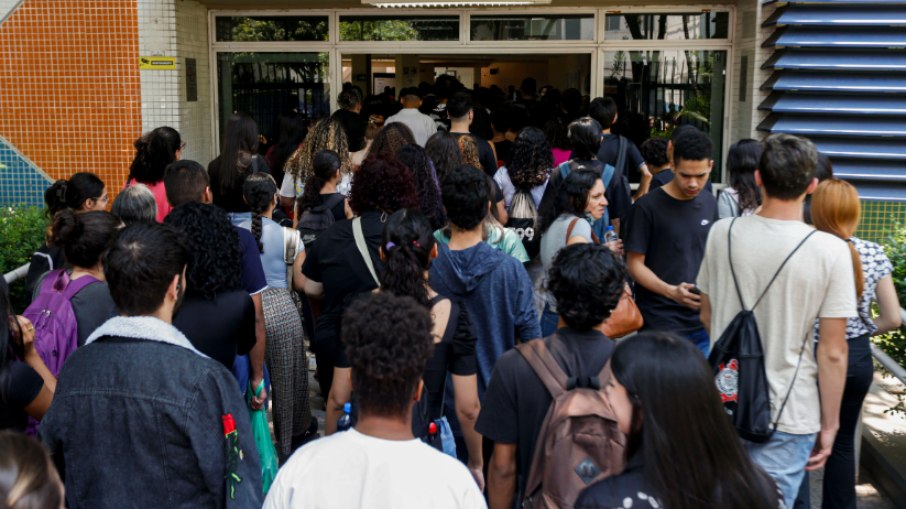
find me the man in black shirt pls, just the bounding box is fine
[477,243,625,509]
[587,97,642,233]
[448,91,498,177]
[649,125,714,194]
[625,129,718,354]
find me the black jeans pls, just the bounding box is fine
[822,333,874,509]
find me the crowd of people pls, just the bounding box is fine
[0,76,899,509]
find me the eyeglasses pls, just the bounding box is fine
[179,142,187,150]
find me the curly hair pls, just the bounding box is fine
[380,209,436,308]
[539,168,600,233]
[548,243,626,330]
[349,155,419,216]
[128,126,181,185]
[640,137,669,168]
[425,131,462,181]
[397,144,442,228]
[508,127,552,190]
[457,135,482,170]
[369,122,416,159]
[50,210,121,269]
[285,117,351,183]
[242,173,278,253]
[441,165,489,230]
[343,293,434,417]
[164,202,242,300]
[298,149,341,215]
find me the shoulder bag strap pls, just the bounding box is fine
[751,230,818,311]
[352,216,380,286]
[564,217,581,244]
[282,227,298,265]
[516,338,568,399]
[614,135,628,179]
[726,217,747,309]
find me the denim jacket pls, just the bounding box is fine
[41,316,263,508]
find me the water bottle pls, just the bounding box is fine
[604,225,619,244]
[336,402,353,432]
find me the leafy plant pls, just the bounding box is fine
[873,222,906,415]
[0,206,47,312]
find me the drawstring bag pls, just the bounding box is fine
[246,380,279,494]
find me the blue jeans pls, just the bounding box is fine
[746,431,817,509]
[540,303,559,338]
[686,327,710,356]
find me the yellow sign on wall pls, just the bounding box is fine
[139,56,176,70]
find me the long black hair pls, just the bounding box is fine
[269,111,309,185]
[298,149,341,214]
[397,144,443,229]
[242,173,278,254]
[726,139,762,213]
[539,168,600,233]
[508,127,553,190]
[425,131,463,181]
[610,332,780,509]
[44,172,105,216]
[128,126,182,185]
[380,209,436,308]
[211,113,259,197]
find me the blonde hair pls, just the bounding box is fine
[457,135,482,170]
[285,117,351,182]
[811,178,864,298]
[0,431,64,509]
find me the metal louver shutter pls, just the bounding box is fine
[759,0,906,200]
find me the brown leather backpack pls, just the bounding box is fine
[517,337,626,509]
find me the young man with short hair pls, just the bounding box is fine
[164,160,268,408]
[625,129,718,354]
[588,96,650,207]
[385,87,438,147]
[263,293,485,508]
[698,134,854,508]
[477,243,626,508]
[430,166,540,396]
[41,223,262,508]
[448,91,498,177]
[331,87,367,152]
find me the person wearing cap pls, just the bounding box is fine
[385,87,438,147]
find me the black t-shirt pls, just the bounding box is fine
[302,211,384,366]
[597,134,645,184]
[423,297,477,420]
[476,329,615,496]
[452,132,497,177]
[172,290,256,370]
[575,452,647,509]
[624,187,718,332]
[0,361,43,431]
[649,169,713,193]
[26,245,64,304]
[311,192,347,222]
[332,109,367,152]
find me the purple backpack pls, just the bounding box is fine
[23,269,99,376]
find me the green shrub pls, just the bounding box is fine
[874,223,906,369]
[0,206,48,311]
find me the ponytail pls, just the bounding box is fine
[242,173,278,254]
[50,210,120,269]
[298,149,341,214]
[43,172,105,215]
[379,209,435,308]
[129,127,181,185]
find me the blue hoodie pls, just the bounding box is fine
[430,241,541,397]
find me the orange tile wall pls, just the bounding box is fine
[0,0,141,196]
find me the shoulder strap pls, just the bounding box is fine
[614,135,628,174]
[63,274,100,299]
[727,218,817,311]
[282,227,299,265]
[353,216,380,286]
[558,161,571,180]
[565,217,581,244]
[516,338,568,399]
[601,163,616,189]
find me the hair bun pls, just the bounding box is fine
[50,209,83,247]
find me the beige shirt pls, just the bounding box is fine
[698,215,856,434]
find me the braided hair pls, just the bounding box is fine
[242,172,278,253]
[380,209,436,308]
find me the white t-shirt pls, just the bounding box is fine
[263,429,486,509]
[493,167,547,209]
[385,108,438,147]
[280,172,353,199]
[697,215,857,435]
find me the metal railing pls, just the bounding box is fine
[3,262,29,285]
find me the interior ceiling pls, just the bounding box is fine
[197,0,716,9]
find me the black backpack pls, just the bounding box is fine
[709,217,816,443]
[296,194,345,248]
[506,189,541,260]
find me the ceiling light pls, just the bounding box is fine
[365,0,552,7]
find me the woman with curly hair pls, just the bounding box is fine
[425,131,462,182]
[240,173,314,462]
[127,126,182,222]
[396,144,444,229]
[302,155,418,432]
[378,209,484,488]
[281,117,352,206]
[494,127,552,209]
[166,202,255,369]
[368,122,416,159]
[208,113,269,226]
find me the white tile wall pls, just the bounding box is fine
[175,0,213,164]
[0,0,23,24]
[138,0,180,134]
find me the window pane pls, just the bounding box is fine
[339,16,459,41]
[604,13,729,40]
[215,16,329,42]
[471,15,594,41]
[603,50,727,180]
[216,52,330,148]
